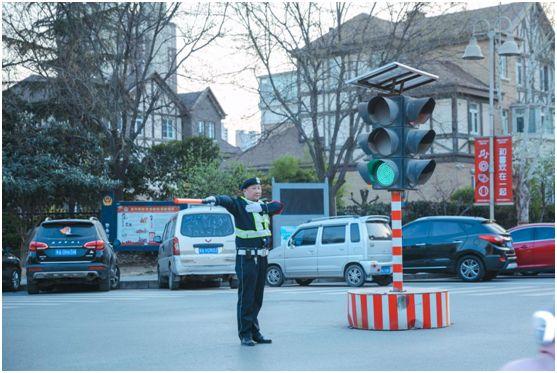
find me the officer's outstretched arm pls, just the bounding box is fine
[210,195,239,215]
[262,200,284,215]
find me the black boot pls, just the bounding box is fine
[253,334,272,344]
[240,336,256,346]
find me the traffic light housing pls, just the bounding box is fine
[357,94,437,190]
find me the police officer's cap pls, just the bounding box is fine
[240,177,261,190]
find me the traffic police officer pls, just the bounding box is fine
[203,177,284,346]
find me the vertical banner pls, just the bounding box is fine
[494,136,513,204]
[474,137,490,204]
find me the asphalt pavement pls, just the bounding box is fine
[2,276,554,370]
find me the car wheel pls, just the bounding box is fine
[169,270,180,290]
[158,266,168,288]
[98,271,111,291]
[345,264,366,287]
[229,278,239,289]
[457,255,485,282]
[7,269,21,291]
[27,279,39,295]
[266,265,284,287]
[295,278,314,286]
[110,265,120,290]
[373,275,393,287]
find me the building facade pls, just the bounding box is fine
[256,3,554,204]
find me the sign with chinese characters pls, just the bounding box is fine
[116,205,180,247]
[474,137,514,205]
[474,138,490,204]
[494,136,513,204]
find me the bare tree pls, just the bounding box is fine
[510,3,555,223]
[3,2,227,198]
[232,2,461,214]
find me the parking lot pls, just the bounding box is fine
[2,275,554,370]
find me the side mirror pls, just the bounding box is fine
[153,236,162,244]
[113,239,121,248]
[288,238,295,249]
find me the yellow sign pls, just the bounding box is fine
[103,196,113,206]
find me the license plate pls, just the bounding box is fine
[53,249,77,256]
[381,266,391,274]
[506,262,517,269]
[198,248,219,254]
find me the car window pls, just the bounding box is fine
[430,221,464,237]
[36,222,97,241]
[350,223,361,243]
[403,222,430,239]
[292,228,318,246]
[321,225,346,244]
[510,228,534,243]
[366,221,391,240]
[534,227,555,241]
[181,213,234,237]
[481,222,507,234]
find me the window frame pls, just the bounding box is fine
[468,103,480,135]
[321,225,347,245]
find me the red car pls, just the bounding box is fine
[508,223,555,275]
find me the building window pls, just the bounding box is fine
[206,122,215,139]
[515,61,523,86]
[133,115,143,135]
[468,103,480,134]
[540,65,549,92]
[514,108,525,133]
[502,110,509,133]
[197,121,205,136]
[499,56,508,79]
[162,118,175,139]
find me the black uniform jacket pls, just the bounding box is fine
[215,196,284,248]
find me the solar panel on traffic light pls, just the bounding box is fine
[356,95,437,190]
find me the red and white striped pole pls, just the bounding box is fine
[391,191,403,292]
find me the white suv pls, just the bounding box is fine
[156,205,238,290]
[267,215,393,287]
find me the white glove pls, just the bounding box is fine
[245,203,263,213]
[203,196,216,205]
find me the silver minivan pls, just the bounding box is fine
[156,205,238,290]
[266,215,393,287]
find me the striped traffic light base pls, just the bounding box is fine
[347,288,451,330]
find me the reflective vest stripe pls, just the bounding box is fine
[237,197,272,239]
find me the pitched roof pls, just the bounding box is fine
[225,124,310,170]
[308,3,539,54]
[178,87,226,118]
[217,138,241,156]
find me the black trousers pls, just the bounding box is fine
[235,253,267,340]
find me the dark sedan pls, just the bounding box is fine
[402,216,517,281]
[3,248,22,291]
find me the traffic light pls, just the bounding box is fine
[357,94,437,190]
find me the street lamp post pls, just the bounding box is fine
[463,16,520,221]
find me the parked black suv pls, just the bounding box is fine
[26,218,120,294]
[402,216,517,281]
[3,248,22,291]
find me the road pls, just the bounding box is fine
[2,276,554,370]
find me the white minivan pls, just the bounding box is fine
[156,205,238,290]
[267,215,393,287]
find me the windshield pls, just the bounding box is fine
[36,222,97,240]
[180,213,234,237]
[481,222,507,234]
[366,221,392,240]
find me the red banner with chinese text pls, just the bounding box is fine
[494,136,513,204]
[474,138,490,204]
[474,137,514,205]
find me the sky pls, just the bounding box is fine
[175,1,548,145]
